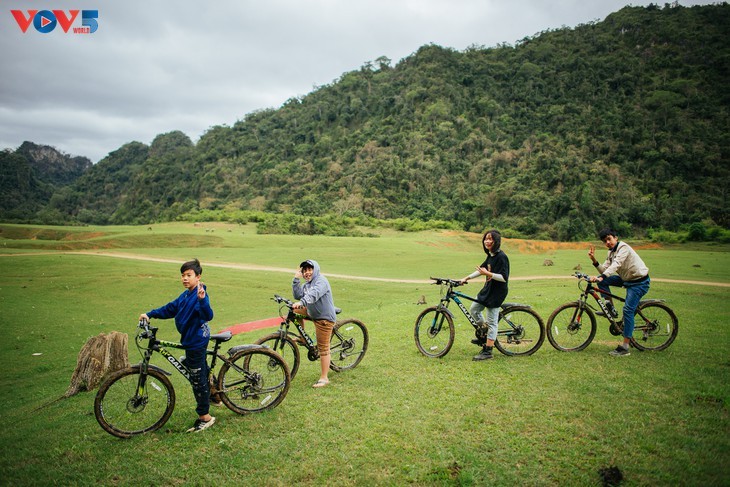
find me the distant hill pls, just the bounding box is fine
[0,142,92,221]
[3,4,729,240]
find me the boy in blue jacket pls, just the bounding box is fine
[140,258,215,433]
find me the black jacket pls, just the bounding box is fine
[475,250,510,308]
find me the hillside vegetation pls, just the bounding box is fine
[2,4,729,241]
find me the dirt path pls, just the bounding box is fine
[55,251,729,288]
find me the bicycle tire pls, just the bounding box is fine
[94,366,175,439]
[329,318,369,372]
[494,306,545,356]
[414,307,455,358]
[255,332,301,380]
[546,302,597,352]
[218,348,290,414]
[629,301,679,351]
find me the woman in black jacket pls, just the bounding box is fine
[460,229,510,361]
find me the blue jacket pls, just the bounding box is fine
[292,260,337,322]
[147,285,213,350]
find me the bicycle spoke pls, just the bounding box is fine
[330,319,369,371]
[494,307,545,356]
[547,303,596,352]
[94,368,175,438]
[219,348,290,414]
[414,308,454,358]
[630,302,678,351]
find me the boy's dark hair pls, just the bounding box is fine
[482,229,502,253]
[598,228,617,241]
[181,258,203,276]
[299,260,314,270]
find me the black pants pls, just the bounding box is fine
[185,347,210,416]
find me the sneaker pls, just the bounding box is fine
[210,394,223,407]
[609,346,630,357]
[186,416,216,433]
[473,347,494,361]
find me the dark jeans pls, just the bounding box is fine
[598,276,650,339]
[185,347,210,416]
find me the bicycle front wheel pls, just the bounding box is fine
[414,307,455,358]
[494,306,545,356]
[329,319,369,372]
[630,302,679,351]
[547,302,597,352]
[255,332,301,380]
[94,366,175,439]
[219,348,290,414]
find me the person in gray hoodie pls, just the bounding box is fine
[292,259,337,388]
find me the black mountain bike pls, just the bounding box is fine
[546,272,679,352]
[414,277,545,358]
[94,319,291,438]
[253,294,369,380]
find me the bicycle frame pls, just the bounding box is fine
[135,322,238,392]
[574,272,668,331]
[434,279,530,340]
[440,288,482,329]
[578,280,625,327]
[272,295,347,360]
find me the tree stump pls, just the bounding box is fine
[65,331,129,397]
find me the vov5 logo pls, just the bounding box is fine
[11,10,99,34]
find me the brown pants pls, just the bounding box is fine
[313,319,335,358]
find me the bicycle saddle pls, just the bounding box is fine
[210,331,233,342]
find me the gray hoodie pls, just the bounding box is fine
[292,259,337,322]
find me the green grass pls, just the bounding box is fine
[1,223,729,485]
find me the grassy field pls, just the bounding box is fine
[1,222,728,486]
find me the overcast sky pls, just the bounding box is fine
[0,0,712,163]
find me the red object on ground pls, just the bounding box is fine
[218,317,281,335]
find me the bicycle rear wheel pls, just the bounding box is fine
[218,348,290,414]
[494,306,545,356]
[329,319,369,372]
[630,302,679,351]
[414,307,455,358]
[94,366,175,438]
[546,302,597,352]
[255,332,301,380]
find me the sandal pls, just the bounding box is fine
[312,379,329,388]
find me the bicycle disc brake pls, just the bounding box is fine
[126,395,147,413]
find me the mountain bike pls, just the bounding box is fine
[546,272,678,352]
[253,294,369,380]
[94,318,291,438]
[414,277,545,358]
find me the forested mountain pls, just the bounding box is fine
[0,142,92,221]
[4,4,729,240]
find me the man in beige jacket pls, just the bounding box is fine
[588,228,650,356]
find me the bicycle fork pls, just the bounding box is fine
[568,299,590,332]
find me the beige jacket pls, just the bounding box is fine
[597,242,649,282]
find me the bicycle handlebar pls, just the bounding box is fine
[573,272,592,281]
[137,318,157,339]
[429,277,465,287]
[272,294,294,307]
